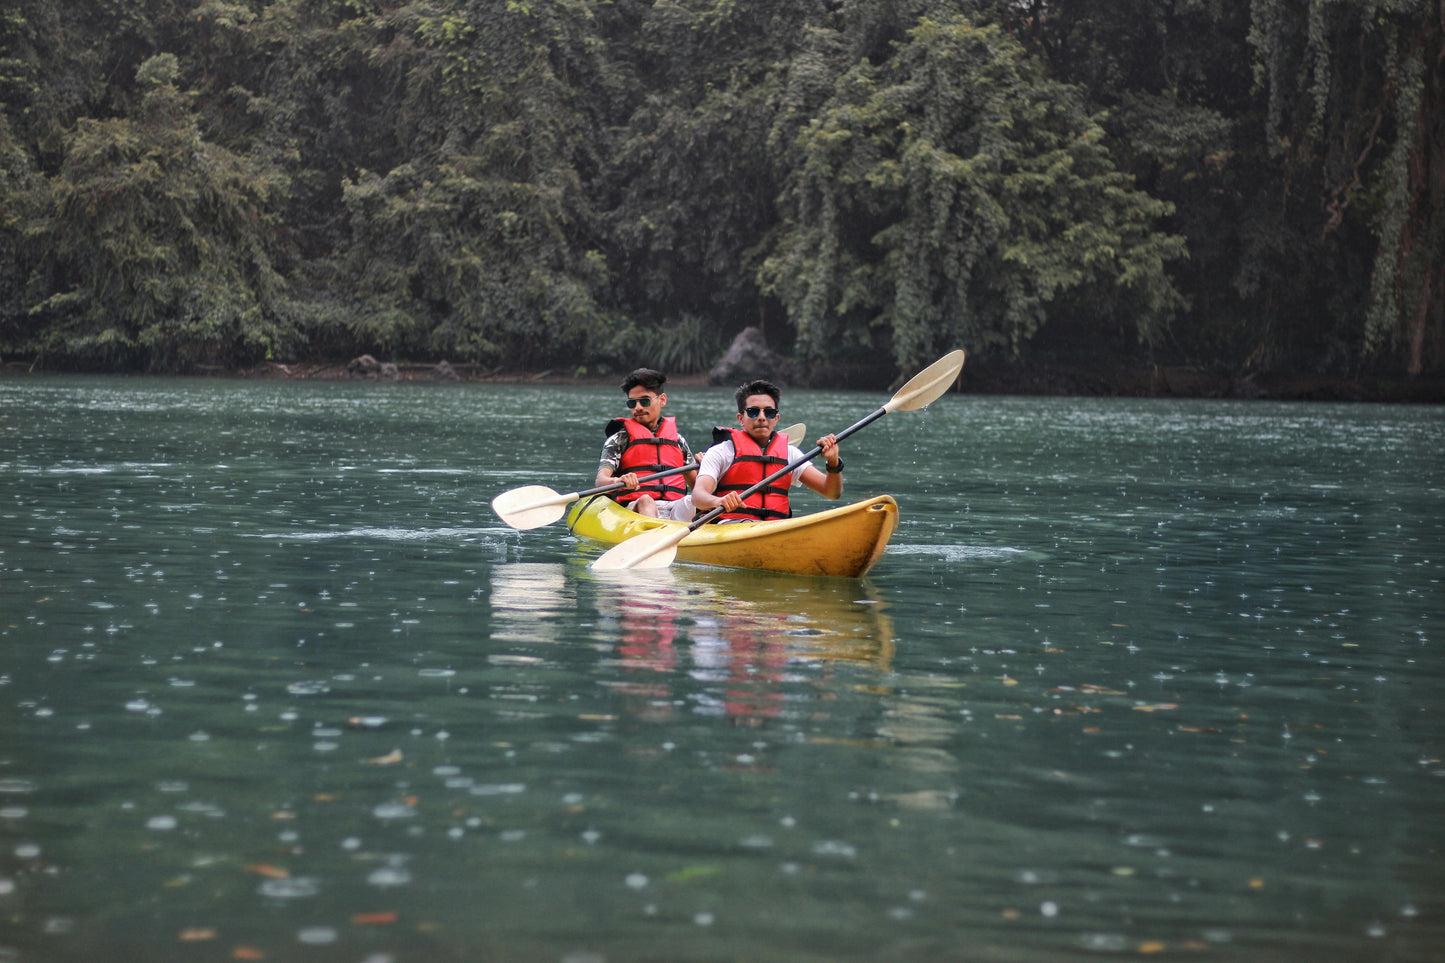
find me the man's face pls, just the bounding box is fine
[626,386,664,429]
[736,393,779,443]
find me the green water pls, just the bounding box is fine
[2,377,1442,962]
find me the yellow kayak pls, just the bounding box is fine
[566,494,899,578]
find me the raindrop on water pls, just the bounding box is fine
[259,877,319,899]
[297,926,337,944]
[367,866,412,888]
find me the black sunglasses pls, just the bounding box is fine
[625,397,654,408]
[743,406,779,419]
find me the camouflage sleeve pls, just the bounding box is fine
[598,431,627,473]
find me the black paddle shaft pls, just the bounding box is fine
[686,406,888,532]
[574,461,698,500]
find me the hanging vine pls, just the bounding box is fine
[1249,0,1442,373]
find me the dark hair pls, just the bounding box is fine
[622,368,666,393]
[734,379,780,412]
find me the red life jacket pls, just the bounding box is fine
[613,416,687,504]
[715,427,792,521]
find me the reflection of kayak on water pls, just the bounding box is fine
[485,562,896,668]
[565,494,899,578]
[589,566,897,722]
[595,564,897,669]
[665,566,896,667]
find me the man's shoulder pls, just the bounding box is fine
[699,439,736,471]
[599,430,628,460]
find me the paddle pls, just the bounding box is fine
[590,349,965,572]
[492,424,806,530]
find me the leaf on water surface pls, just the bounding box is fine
[231,947,265,960]
[885,790,954,811]
[807,736,891,747]
[245,864,289,879]
[1132,703,1180,712]
[178,927,217,941]
[1138,941,1166,954]
[351,911,398,925]
[666,865,723,883]
[367,749,404,765]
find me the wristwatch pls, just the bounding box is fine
[825,457,845,474]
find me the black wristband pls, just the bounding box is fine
[825,457,844,474]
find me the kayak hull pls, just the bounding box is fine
[566,495,899,578]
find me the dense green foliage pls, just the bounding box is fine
[0,0,1439,380]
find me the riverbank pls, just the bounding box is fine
[7,358,1444,402]
[237,359,1445,402]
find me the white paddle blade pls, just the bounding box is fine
[491,485,571,530]
[589,526,687,572]
[884,349,966,412]
[779,423,805,445]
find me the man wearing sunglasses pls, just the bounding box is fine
[595,368,698,520]
[692,379,842,522]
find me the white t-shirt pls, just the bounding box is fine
[697,440,810,489]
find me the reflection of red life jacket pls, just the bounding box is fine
[715,428,791,521]
[613,416,687,504]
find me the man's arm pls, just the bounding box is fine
[596,467,640,489]
[690,443,740,512]
[677,436,698,489]
[595,432,638,489]
[797,434,843,499]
